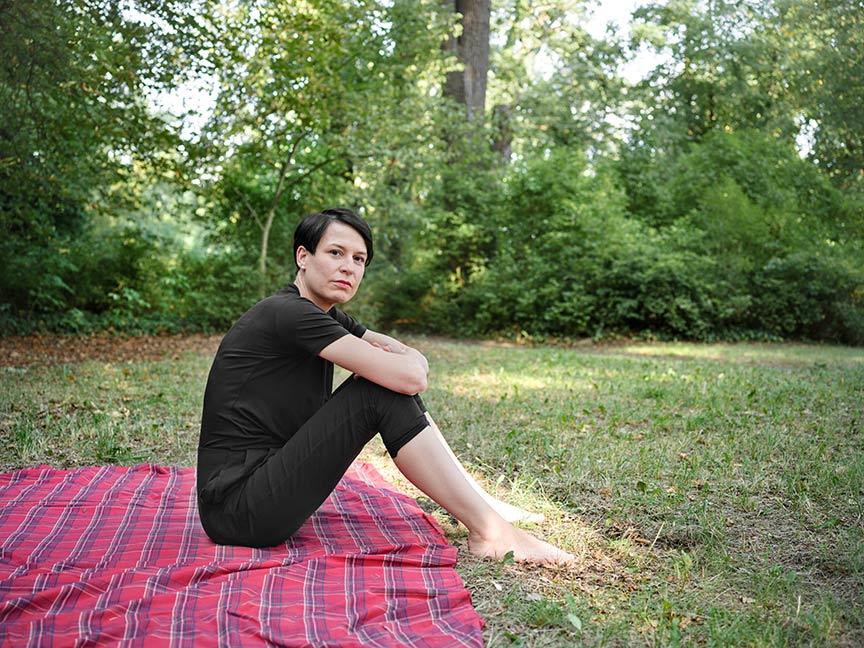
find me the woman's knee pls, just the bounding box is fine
[351,375,401,396]
[342,375,418,409]
[335,376,427,448]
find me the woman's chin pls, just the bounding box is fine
[331,289,356,304]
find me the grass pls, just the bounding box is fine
[1,337,862,646]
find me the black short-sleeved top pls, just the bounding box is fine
[197,283,366,452]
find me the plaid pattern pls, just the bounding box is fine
[0,463,483,647]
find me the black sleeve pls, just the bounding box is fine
[331,308,367,339]
[274,297,353,356]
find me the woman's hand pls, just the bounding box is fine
[364,330,408,354]
[406,347,429,375]
[369,340,394,353]
[368,339,428,376]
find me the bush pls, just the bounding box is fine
[386,142,864,345]
[608,131,864,344]
[382,150,717,339]
[750,250,864,344]
[163,249,261,330]
[0,216,262,336]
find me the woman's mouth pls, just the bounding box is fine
[334,280,352,289]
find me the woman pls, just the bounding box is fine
[196,207,573,566]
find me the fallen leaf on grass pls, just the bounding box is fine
[566,612,583,631]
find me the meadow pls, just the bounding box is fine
[2,337,862,646]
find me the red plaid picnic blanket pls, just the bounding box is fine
[0,463,483,647]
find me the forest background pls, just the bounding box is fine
[2,0,862,345]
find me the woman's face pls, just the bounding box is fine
[296,221,367,309]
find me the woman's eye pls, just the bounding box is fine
[330,249,341,256]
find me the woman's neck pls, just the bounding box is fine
[293,276,332,312]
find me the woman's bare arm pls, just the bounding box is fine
[361,330,407,352]
[361,330,428,373]
[319,334,428,394]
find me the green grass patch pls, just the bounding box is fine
[1,338,862,646]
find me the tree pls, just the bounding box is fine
[776,0,864,190]
[442,0,491,120]
[488,0,625,161]
[632,1,805,145]
[200,0,452,295]
[0,0,206,316]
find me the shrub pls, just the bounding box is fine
[750,249,864,344]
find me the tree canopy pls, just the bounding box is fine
[1,0,862,344]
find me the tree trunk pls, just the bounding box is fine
[492,103,513,162]
[256,153,294,297]
[442,0,491,121]
[258,208,276,297]
[253,138,335,297]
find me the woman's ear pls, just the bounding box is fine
[296,246,309,270]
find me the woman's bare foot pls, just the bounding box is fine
[467,523,575,567]
[488,498,545,524]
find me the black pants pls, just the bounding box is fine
[197,376,429,548]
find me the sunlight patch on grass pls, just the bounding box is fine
[446,370,590,399]
[609,341,864,365]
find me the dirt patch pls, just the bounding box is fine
[0,333,223,367]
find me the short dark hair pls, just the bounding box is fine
[293,207,374,269]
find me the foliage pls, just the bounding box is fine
[442,149,728,339]
[776,0,864,190]
[383,133,864,344]
[1,0,862,345]
[615,131,864,343]
[0,0,208,323]
[198,0,454,295]
[629,0,864,190]
[487,0,626,157]
[629,0,800,148]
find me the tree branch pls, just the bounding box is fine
[283,156,339,191]
[268,131,308,210]
[236,190,263,231]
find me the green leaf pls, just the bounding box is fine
[566,612,583,632]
